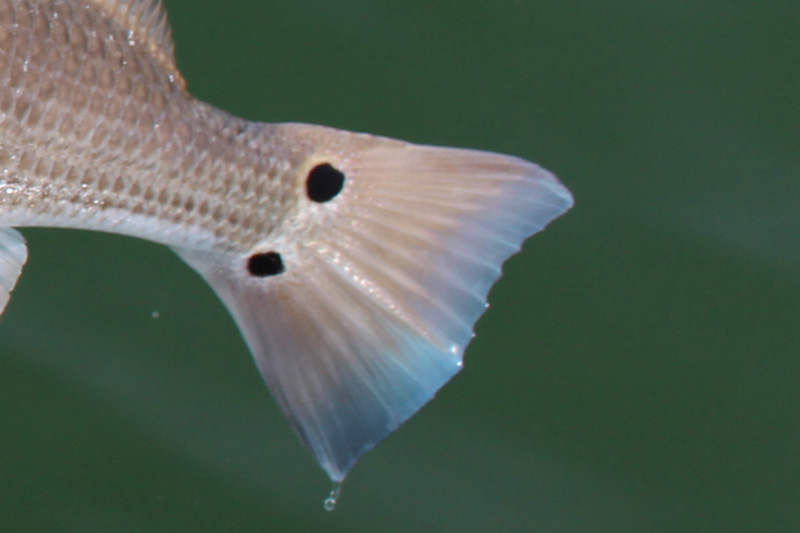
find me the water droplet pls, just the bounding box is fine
[323,481,342,512]
[150,310,160,319]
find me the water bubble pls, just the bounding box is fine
[150,310,160,319]
[323,481,342,512]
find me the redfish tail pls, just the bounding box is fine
[175,127,573,481]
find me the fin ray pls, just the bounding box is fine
[87,0,184,87]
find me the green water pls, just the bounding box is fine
[1,1,798,531]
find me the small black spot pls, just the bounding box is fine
[248,251,284,277]
[306,163,345,203]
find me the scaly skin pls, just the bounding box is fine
[0,0,316,252]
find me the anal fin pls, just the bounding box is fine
[0,228,27,316]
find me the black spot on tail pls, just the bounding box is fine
[306,163,345,203]
[248,252,284,277]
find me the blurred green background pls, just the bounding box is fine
[0,1,798,531]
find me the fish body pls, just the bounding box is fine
[0,0,573,483]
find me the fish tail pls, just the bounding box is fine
[175,125,573,481]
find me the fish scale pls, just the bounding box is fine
[0,0,573,501]
[0,0,288,250]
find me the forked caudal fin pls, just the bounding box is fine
[175,125,573,482]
